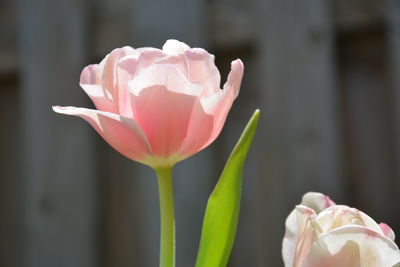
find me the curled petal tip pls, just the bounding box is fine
[380,223,396,241]
[232,58,244,70]
[52,105,62,113]
[80,64,98,84]
[224,59,244,99]
[52,106,87,116]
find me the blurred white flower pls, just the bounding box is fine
[282,192,400,267]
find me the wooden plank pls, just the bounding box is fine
[254,0,343,265]
[0,82,23,267]
[212,3,255,47]
[0,0,17,74]
[337,29,398,225]
[16,0,98,266]
[92,0,138,57]
[130,0,207,48]
[385,0,400,228]
[101,154,159,267]
[332,0,384,31]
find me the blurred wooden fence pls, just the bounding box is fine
[1,0,400,266]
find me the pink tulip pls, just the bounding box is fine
[53,40,243,168]
[282,192,400,267]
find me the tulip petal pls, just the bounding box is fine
[183,48,221,96]
[116,56,138,118]
[162,39,190,54]
[380,223,396,242]
[129,81,201,162]
[130,64,202,97]
[199,59,243,148]
[101,47,136,98]
[52,106,153,165]
[155,48,221,97]
[316,206,383,236]
[222,59,243,99]
[80,65,114,112]
[301,192,336,214]
[162,41,221,96]
[136,48,166,69]
[179,100,214,157]
[80,47,137,114]
[302,226,400,267]
[155,54,188,78]
[283,205,320,267]
[116,49,167,118]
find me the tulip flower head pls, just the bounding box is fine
[53,40,243,168]
[282,192,400,267]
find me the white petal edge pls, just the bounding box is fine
[128,64,203,97]
[301,192,336,214]
[316,205,384,236]
[223,59,244,99]
[162,39,190,54]
[304,225,400,267]
[282,205,320,267]
[52,106,154,165]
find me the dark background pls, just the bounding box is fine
[1,0,400,266]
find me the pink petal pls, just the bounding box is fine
[161,41,221,96]
[129,64,202,97]
[80,65,114,112]
[302,226,400,267]
[79,47,137,114]
[155,53,188,78]
[183,48,221,96]
[136,48,166,69]
[222,59,243,99]
[101,46,136,104]
[177,58,241,156]
[282,205,320,267]
[129,81,200,162]
[316,205,383,235]
[52,106,153,165]
[380,223,396,242]
[116,56,138,117]
[178,99,214,157]
[301,192,336,214]
[115,49,166,117]
[199,59,243,146]
[162,39,190,54]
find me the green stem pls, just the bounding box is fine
[155,167,175,267]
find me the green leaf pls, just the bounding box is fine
[195,109,260,267]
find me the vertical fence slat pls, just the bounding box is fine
[0,83,22,267]
[255,0,343,265]
[16,0,98,266]
[0,1,20,266]
[337,28,398,223]
[385,0,400,227]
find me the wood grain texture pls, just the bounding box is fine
[254,0,343,265]
[16,0,98,266]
